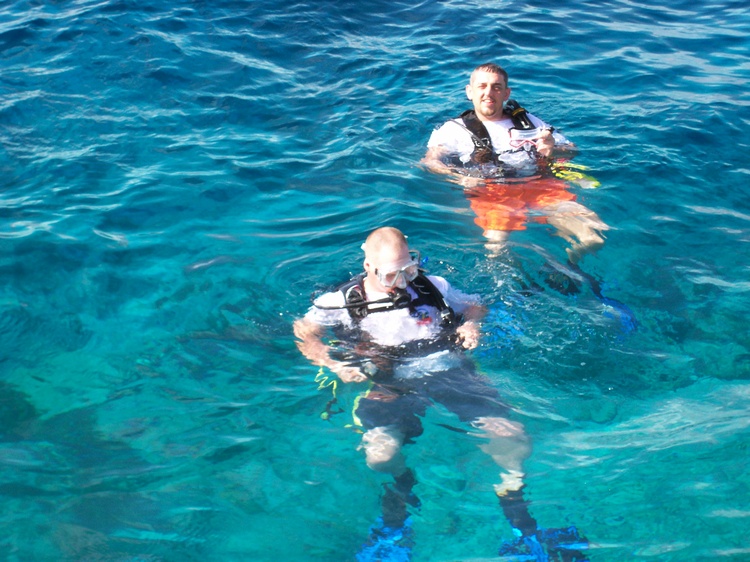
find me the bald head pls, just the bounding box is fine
[362,227,414,291]
[364,227,408,262]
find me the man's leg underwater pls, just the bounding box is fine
[360,426,420,528]
[471,415,537,531]
[542,200,609,264]
[472,416,591,560]
[467,183,529,256]
[361,426,407,475]
[356,426,420,561]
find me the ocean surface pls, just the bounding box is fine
[2,0,749,560]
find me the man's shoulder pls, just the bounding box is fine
[428,118,473,148]
[423,274,451,294]
[425,274,481,307]
[434,117,465,131]
[525,112,552,128]
[312,288,346,308]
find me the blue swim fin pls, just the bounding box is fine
[357,471,419,561]
[356,516,413,562]
[499,525,590,561]
[565,261,638,335]
[540,259,637,335]
[498,487,590,561]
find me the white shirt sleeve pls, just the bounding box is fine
[427,119,475,159]
[426,275,481,315]
[429,113,571,155]
[304,290,353,328]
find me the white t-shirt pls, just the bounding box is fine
[305,275,480,348]
[427,112,571,176]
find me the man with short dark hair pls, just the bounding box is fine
[423,63,608,263]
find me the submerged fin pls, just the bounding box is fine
[499,525,590,561]
[565,261,638,334]
[356,516,413,562]
[539,260,637,334]
[357,470,419,561]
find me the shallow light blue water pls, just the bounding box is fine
[1,0,749,560]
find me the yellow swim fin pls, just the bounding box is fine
[551,162,601,189]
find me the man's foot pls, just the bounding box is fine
[540,263,581,296]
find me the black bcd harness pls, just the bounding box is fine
[311,274,459,421]
[326,273,459,329]
[458,99,538,165]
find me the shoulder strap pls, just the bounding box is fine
[334,274,409,320]
[336,275,368,320]
[333,273,459,328]
[459,109,492,146]
[503,99,535,130]
[410,274,458,328]
[459,110,495,164]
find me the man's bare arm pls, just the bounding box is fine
[293,317,367,383]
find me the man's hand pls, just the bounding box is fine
[294,318,368,383]
[330,363,368,383]
[452,174,485,189]
[456,319,481,349]
[423,146,493,189]
[421,147,455,176]
[534,129,555,158]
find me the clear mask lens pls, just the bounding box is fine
[378,261,419,288]
[510,128,542,141]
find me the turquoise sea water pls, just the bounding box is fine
[2,0,749,560]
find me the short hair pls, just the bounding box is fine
[364,227,408,259]
[471,63,509,85]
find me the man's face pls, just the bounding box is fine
[466,70,511,121]
[365,243,415,292]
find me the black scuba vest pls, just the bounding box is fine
[458,99,537,165]
[335,273,458,328]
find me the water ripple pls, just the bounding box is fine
[1,0,750,559]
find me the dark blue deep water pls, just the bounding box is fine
[2,0,749,560]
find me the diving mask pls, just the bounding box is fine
[375,252,420,289]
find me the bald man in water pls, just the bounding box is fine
[294,227,529,533]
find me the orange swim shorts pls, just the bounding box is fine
[467,177,577,232]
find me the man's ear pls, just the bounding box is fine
[465,83,472,100]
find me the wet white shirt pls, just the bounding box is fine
[305,275,480,348]
[428,112,571,176]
